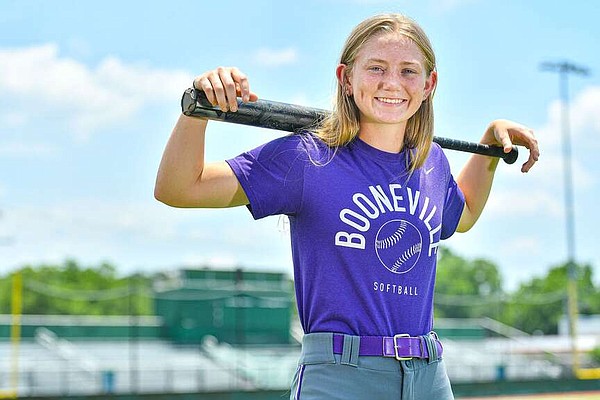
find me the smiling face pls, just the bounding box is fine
[338,32,437,135]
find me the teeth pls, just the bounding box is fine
[377,97,405,104]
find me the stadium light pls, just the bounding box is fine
[540,60,590,373]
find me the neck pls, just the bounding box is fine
[358,122,407,153]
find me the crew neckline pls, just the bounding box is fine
[350,136,409,164]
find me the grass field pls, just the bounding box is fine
[463,392,600,400]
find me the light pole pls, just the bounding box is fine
[540,60,589,372]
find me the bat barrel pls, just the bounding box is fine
[181,88,518,164]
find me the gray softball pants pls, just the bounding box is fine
[289,332,454,400]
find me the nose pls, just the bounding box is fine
[379,70,403,91]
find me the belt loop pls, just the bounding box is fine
[423,332,438,364]
[341,334,360,367]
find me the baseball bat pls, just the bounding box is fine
[181,88,519,164]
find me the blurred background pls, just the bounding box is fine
[1,0,599,398]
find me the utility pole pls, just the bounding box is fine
[540,60,589,373]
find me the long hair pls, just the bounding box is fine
[313,13,437,173]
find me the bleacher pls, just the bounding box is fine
[0,268,591,396]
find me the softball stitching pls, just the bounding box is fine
[391,243,422,272]
[375,221,407,250]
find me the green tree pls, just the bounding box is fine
[435,247,504,319]
[499,262,598,334]
[0,274,12,313]
[0,259,153,315]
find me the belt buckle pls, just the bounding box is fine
[393,333,412,361]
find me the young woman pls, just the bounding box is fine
[155,13,539,400]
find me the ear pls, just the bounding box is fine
[423,69,437,100]
[336,64,351,93]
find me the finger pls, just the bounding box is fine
[497,128,514,153]
[230,67,252,103]
[521,135,540,173]
[508,127,539,172]
[195,75,218,106]
[502,138,514,153]
[197,68,258,110]
[216,67,239,112]
[202,69,231,110]
[231,83,259,102]
[521,151,538,173]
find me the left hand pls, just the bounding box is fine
[483,119,539,173]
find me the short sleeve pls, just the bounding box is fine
[440,174,465,240]
[226,135,307,219]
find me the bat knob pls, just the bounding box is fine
[181,88,197,116]
[503,146,519,164]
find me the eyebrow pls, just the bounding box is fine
[365,58,422,67]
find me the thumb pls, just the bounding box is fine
[498,130,513,153]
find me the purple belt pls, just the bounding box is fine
[332,333,443,361]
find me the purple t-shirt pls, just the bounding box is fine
[227,134,465,337]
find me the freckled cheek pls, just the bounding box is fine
[404,79,426,95]
[354,83,376,99]
[355,92,373,109]
[355,75,382,89]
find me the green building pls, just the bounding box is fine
[154,268,294,345]
[0,268,295,346]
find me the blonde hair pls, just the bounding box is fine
[313,13,437,173]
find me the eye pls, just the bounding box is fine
[402,68,418,75]
[368,66,385,73]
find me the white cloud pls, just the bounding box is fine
[525,86,600,192]
[0,198,292,274]
[0,141,59,158]
[539,86,600,145]
[484,188,563,219]
[572,86,600,137]
[0,200,181,271]
[457,84,600,288]
[0,44,192,139]
[0,111,27,127]
[253,47,298,67]
[473,85,599,225]
[501,235,543,255]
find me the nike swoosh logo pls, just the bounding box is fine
[425,167,435,175]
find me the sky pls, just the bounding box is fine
[0,0,599,291]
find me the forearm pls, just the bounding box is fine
[455,118,539,232]
[154,114,208,205]
[456,152,499,232]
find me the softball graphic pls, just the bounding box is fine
[375,219,423,274]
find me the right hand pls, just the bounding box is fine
[192,66,259,113]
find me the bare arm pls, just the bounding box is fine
[456,119,540,232]
[154,67,258,208]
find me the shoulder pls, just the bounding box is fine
[248,132,333,165]
[428,141,448,160]
[251,132,321,155]
[424,141,452,179]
